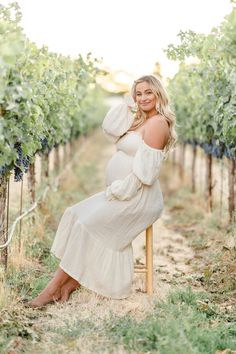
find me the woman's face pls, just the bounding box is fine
[135,81,157,113]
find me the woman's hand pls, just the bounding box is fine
[105,185,116,201]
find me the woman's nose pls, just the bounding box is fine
[140,94,148,101]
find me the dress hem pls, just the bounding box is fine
[51,250,132,300]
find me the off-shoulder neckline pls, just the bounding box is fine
[126,131,165,153]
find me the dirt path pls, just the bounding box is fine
[5,128,235,353]
[30,129,196,341]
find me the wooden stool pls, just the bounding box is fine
[134,224,153,295]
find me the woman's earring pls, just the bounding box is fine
[156,102,160,113]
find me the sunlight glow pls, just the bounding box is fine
[1,0,233,87]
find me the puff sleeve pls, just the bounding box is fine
[102,101,135,143]
[105,140,165,201]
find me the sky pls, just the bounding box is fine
[2,0,234,86]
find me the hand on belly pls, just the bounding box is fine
[105,151,134,186]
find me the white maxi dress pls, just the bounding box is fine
[51,101,167,299]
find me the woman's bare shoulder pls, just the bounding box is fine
[143,115,170,150]
[145,115,170,134]
[148,114,169,126]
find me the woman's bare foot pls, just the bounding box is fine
[24,267,75,308]
[26,286,62,308]
[59,278,80,303]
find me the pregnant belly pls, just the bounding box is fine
[105,151,133,186]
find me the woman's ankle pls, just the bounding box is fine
[59,280,80,302]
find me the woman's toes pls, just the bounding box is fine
[59,291,70,303]
[24,300,46,309]
[26,288,61,308]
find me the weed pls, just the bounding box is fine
[104,288,236,354]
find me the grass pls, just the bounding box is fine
[20,287,236,354]
[1,130,236,353]
[0,129,108,353]
[103,287,236,354]
[160,162,236,306]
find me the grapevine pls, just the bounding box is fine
[165,6,236,161]
[0,2,107,181]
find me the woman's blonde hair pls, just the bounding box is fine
[129,75,178,157]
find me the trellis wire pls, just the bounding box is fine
[0,137,85,251]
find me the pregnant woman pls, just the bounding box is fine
[26,74,177,307]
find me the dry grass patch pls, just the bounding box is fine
[1,130,236,353]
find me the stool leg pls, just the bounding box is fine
[146,225,153,295]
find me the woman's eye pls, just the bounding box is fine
[136,92,152,96]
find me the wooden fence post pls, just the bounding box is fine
[191,145,197,193]
[206,154,213,212]
[228,158,235,223]
[41,152,49,183]
[0,175,9,270]
[27,162,36,223]
[54,145,60,172]
[18,178,24,251]
[179,143,186,182]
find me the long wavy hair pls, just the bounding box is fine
[128,75,178,157]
